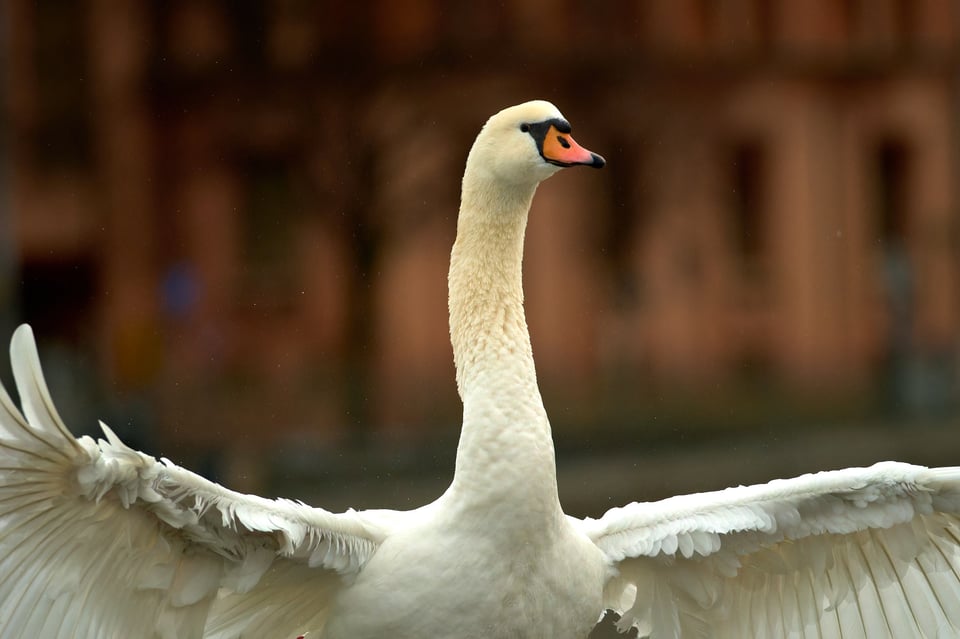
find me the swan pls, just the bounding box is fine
[2,100,960,639]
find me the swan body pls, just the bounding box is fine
[2,100,960,638]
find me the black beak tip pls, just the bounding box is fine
[589,153,606,169]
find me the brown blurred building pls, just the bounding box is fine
[3,1,959,461]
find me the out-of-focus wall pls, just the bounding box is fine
[3,1,959,473]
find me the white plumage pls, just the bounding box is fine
[1,100,960,638]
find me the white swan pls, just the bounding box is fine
[2,100,960,639]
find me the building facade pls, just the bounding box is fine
[4,1,958,460]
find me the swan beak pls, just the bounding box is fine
[541,126,605,169]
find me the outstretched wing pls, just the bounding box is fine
[580,462,960,638]
[0,324,390,639]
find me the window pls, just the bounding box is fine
[728,140,767,278]
[873,137,910,247]
[238,154,303,304]
[602,141,644,306]
[31,2,92,170]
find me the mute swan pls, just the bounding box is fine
[2,100,960,639]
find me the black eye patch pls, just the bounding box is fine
[523,118,571,146]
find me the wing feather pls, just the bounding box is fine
[584,462,960,637]
[0,325,392,638]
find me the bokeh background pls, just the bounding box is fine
[2,2,960,633]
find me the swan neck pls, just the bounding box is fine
[449,177,537,395]
[446,173,560,516]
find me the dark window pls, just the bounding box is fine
[873,138,910,247]
[603,142,644,306]
[729,140,767,276]
[18,258,98,342]
[31,1,92,169]
[238,155,303,304]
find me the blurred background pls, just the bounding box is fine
[3,2,959,634]
[2,2,960,622]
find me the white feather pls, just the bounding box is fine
[586,463,960,637]
[0,326,390,638]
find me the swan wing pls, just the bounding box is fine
[580,462,960,638]
[0,324,387,639]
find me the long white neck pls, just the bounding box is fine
[446,164,560,519]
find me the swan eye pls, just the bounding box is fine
[520,123,530,133]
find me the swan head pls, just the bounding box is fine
[465,100,605,188]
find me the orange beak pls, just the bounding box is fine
[541,125,605,168]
